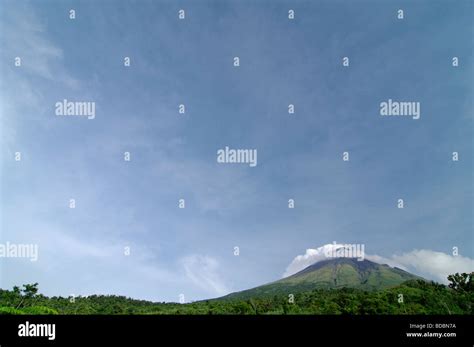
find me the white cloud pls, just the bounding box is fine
[364,254,408,271]
[389,249,474,284]
[285,244,474,284]
[181,255,229,296]
[283,243,347,277]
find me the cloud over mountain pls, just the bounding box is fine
[285,244,474,284]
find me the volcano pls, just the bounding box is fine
[220,258,423,300]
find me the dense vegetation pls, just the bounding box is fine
[0,273,472,315]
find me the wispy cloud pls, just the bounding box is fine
[1,4,77,85]
[180,255,229,297]
[0,3,80,155]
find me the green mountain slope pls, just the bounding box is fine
[220,258,423,300]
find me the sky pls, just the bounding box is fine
[0,0,473,302]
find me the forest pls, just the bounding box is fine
[0,273,472,315]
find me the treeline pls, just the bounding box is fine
[0,273,472,315]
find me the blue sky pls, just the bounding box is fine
[1,0,472,302]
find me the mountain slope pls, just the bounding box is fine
[220,258,423,300]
